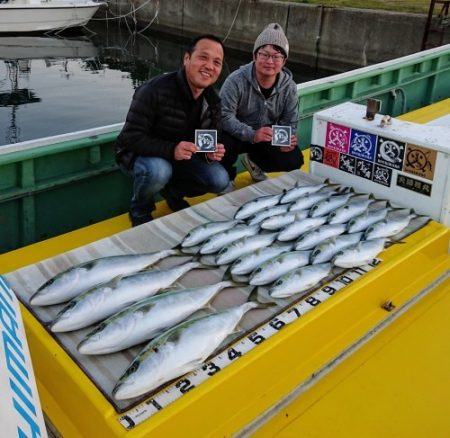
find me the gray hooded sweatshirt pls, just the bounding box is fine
[220,61,298,143]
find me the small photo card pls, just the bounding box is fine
[195,129,217,152]
[272,125,291,146]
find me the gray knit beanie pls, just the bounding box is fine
[253,23,289,58]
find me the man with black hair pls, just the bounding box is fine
[220,23,304,183]
[115,35,230,226]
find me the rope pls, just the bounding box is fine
[222,0,243,43]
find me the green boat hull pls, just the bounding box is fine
[1,45,449,254]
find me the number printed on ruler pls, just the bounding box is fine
[118,260,380,429]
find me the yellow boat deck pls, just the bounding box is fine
[1,99,449,437]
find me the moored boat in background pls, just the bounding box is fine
[0,0,105,33]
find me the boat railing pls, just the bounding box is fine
[0,44,449,254]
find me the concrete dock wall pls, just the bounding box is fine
[105,0,448,71]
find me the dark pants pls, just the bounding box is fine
[120,155,229,220]
[221,131,304,180]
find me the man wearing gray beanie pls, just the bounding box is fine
[220,23,303,182]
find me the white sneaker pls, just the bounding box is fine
[241,154,267,182]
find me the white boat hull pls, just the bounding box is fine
[0,1,103,33]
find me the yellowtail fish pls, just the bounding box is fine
[77,281,235,354]
[327,197,375,224]
[246,204,290,226]
[49,261,202,333]
[287,191,331,212]
[279,179,334,204]
[346,208,389,233]
[363,213,416,240]
[199,224,260,255]
[113,301,260,400]
[260,210,309,231]
[269,263,332,299]
[249,250,311,286]
[234,192,284,220]
[310,233,363,264]
[181,220,241,248]
[294,224,346,250]
[332,238,387,268]
[229,243,293,276]
[29,250,178,307]
[308,193,356,218]
[277,217,327,242]
[215,232,278,265]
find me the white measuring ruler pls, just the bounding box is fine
[118,260,380,430]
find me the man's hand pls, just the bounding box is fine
[280,135,298,152]
[206,143,225,162]
[174,141,198,160]
[253,127,272,143]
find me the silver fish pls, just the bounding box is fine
[249,250,311,286]
[230,243,293,276]
[294,224,346,250]
[277,217,327,242]
[288,191,331,212]
[327,197,375,224]
[310,233,363,264]
[234,193,283,220]
[181,220,240,247]
[49,261,202,332]
[200,224,260,254]
[279,180,331,204]
[113,301,259,400]
[332,238,387,268]
[215,232,278,266]
[269,263,332,299]
[346,208,389,233]
[363,214,415,240]
[246,204,290,226]
[260,210,309,231]
[309,193,356,218]
[77,281,234,354]
[29,250,177,307]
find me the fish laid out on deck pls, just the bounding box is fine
[29,250,178,306]
[112,300,263,400]
[26,178,428,403]
[49,261,202,332]
[77,281,236,355]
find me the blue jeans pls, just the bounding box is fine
[121,155,230,219]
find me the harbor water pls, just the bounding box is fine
[0,22,335,146]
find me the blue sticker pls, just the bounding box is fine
[349,129,377,161]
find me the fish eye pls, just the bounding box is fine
[124,361,140,377]
[40,277,56,289]
[91,322,106,334]
[254,268,262,274]
[312,249,321,256]
[220,248,229,254]
[275,279,283,286]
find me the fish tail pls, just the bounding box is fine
[222,266,233,281]
[247,287,276,308]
